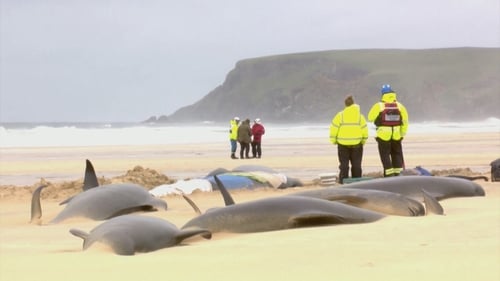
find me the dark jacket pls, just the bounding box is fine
[237,119,252,143]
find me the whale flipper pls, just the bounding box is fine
[446,175,489,182]
[30,185,47,224]
[214,175,236,206]
[176,228,212,241]
[181,194,202,215]
[69,228,89,240]
[422,189,444,215]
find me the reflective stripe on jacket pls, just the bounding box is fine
[367,92,409,141]
[329,104,368,146]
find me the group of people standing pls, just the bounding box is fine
[229,117,266,159]
[329,84,409,183]
[226,84,407,180]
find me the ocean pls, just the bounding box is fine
[0,118,499,148]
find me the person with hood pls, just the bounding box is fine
[367,84,409,177]
[237,118,252,159]
[329,95,368,184]
[229,117,240,159]
[251,118,265,158]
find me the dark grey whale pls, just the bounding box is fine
[182,196,385,233]
[341,176,485,201]
[181,175,385,233]
[289,187,427,216]
[31,184,168,224]
[70,215,211,255]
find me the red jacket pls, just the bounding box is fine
[251,123,265,143]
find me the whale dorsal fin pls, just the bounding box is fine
[83,159,99,191]
[59,159,100,205]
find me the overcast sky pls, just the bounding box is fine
[1,0,499,122]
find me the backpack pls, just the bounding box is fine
[491,158,500,182]
[374,102,402,127]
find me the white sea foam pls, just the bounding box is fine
[0,118,498,148]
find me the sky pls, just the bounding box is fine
[1,0,499,122]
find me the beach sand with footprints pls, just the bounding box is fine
[0,132,498,281]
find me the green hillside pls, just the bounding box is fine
[166,47,500,122]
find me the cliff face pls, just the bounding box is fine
[166,48,500,123]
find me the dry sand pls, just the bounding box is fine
[0,132,499,281]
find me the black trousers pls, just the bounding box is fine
[376,138,404,176]
[251,141,262,158]
[337,144,363,183]
[239,142,250,158]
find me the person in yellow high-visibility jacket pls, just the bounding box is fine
[367,84,409,177]
[229,117,240,159]
[329,95,368,184]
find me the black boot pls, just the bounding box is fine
[231,153,238,159]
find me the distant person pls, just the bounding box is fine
[329,95,368,184]
[237,118,252,159]
[229,117,240,159]
[367,84,409,177]
[251,118,265,158]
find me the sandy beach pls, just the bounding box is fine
[0,132,499,281]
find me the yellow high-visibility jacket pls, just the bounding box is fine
[330,104,368,146]
[367,92,409,141]
[229,120,239,140]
